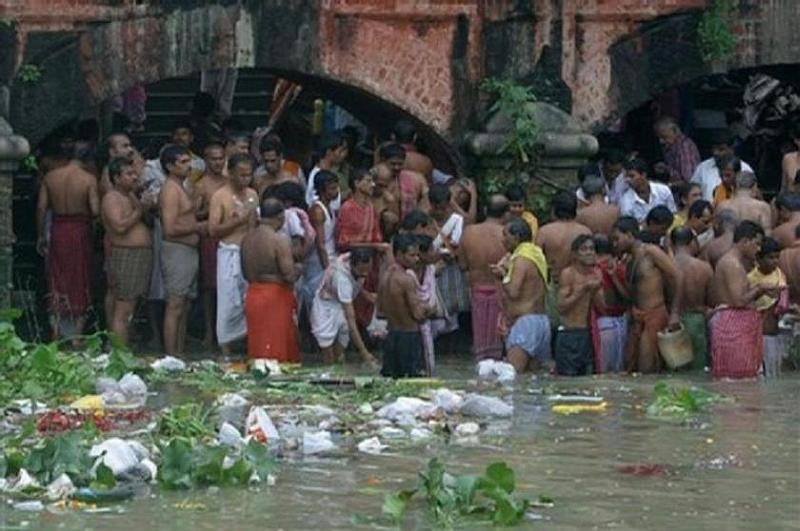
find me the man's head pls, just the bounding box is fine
[349,247,374,279]
[581,176,607,200]
[624,158,650,195]
[349,167,375,198]
[775,192,800,222]
[203,142,226,177]
[171,121,195,150]
[710,130,736,164]
[735,171,757,192]
[371,163,393,197]
[259,197,285,231]
[428,183,452,217]
[670,226,695,249]
[108,156,138,191]
[676,181,702,209]
[505,184,527,217]
[610,216,640,255]
[593,235,613,257]
[733,220,765,260]
[716,208,739,235]
[314,170,340,203]
[552,191,578,221]
[717,154,741,188]
[415,234,436,265]
[601,148,626,181]
[259,135,284,176]
[160,144,191,178]
[400,209,432,235]
[319,131,348,165]
[651,161,672,184]
[378,143,406,177]
[391,120,417,145]
[756,236,781,274]
[486,194,510,221]
[392,232,420,269]
[503,218,532,252]
[687,199,713,234]
[269,181,307,210]
[654,117,681,147]
[225,132,250,158]
[228,153,255,189]
[644,206,674,239]
[107,133,133,159]
[571,233,597,267]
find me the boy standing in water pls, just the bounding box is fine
[748,237,789,377]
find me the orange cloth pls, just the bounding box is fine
[712,184,732,205]
[245,282,300,362]
[626,305,669,373]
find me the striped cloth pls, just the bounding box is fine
[709,307,763,379]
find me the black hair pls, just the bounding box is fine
[710,129,736,147]
[159,144,189,174]
[392,232,418,255]
[504,184,526,202]
[593,235,613,255]
[552,191,578,220]
[400,209,431,231]
[428,183,451,206]
[674,181,701,206]
[350,247,374,266]
[688,199,712,220]
[486,194,510,219]
[108,156,133,185]
[259,135,284,156]
[378,142,406,161]
[225,131,250,146]
[203,141,225,154]
[260,197,284,219]
[270,181,307,210]
[581,176,606,198]
[758,236,781,257]
[645,205,674,228]
[314,170,338,197]
[602,148,626,165]
[228,153,255,172]
[733,220,765,243]
[172,119,194,134]
[577,163,602,184]
[613,216,640,238]
[319,131,346,155]
[670,226,695,247]
[639,231,662,245]
[348,167,372,192]
[415,234,434,253]
[506,217,532,243]
[571,233,594,252]
[624,158,650,175]
[392,120,417,144]
[651,162,671,184]
[717,154,741,172]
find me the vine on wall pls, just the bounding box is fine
[697,0,737,62]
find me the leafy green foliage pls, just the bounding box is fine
[21,432,93,486]
[481,78,539,166]
[17,64,42,84]
[20,154,38,173]
[386,458,531,527]
[92,462,117,489]
[158,403,216,439]
[647,382,727,419]
[697,0,737,62]
[105,346,147,379]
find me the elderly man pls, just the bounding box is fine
[654,117,700,183]
[691,131,753,201]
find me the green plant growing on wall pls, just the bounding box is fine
[20,155,38,173]
[17,64,42,85]
[480,78,539,166]
[697,0,737,62]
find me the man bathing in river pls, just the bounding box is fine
[672,227,713,370]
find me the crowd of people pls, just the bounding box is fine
[36,108,800,380]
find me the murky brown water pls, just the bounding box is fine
[3,364,799,530]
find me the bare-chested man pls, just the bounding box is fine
[575,176,620,235]
[194,142,228,348]
[671,227,713,370]
[159,146,205,356]
[378,233,433,378]
[371,163,402,238]
[610,216,681,373]
[459,195,509,360]
[489,218,550,373]
[37,143,100,339]
[101,157,152,345]
[378,143,429,218]
[99,133,138,197]
[554,234,603,375]
[536,191,592,327]
[772,192,800,249]
[708,220,770,378]
[683,199,715,253]
[208,154,258,355]
[781,124,800,193]
[391,120,434,183]
[717,172,772,233]
[254,136,303,198]
[241,198,301,362]
[701,208,739,267]
[779,224,800,304]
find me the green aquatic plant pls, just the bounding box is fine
[646,382,727,419]
[157,403,216,440]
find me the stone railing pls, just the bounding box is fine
[0,118,29,308]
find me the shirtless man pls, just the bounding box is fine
[159,145,205,356]
[781,124,800,193]
[671,227,713,369]
[208,153,258,355]
[717,172,772,233]
[772,192,800,249]
[779,224,800,303]
[459,195,509,360]
[101,157,152,345]
[555,234,604,375]
[254,136,302,197]
[99,133,137,197]
[575,176,620,235]
[378,143,429,217]
[194,142,228,348]
[701,208,739,267]
[492,218,550,373]
[391,120,433,182]
[241,198,301,362]
[371,163,401,237]
[610,216,681,373]
[378,233,432,378]
[709,220,770,378]
[36,144,100,339]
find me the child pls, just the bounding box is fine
[591,235,629,373]
[748,237,789,377]
[410,234,444,375]
[505,184,539,239]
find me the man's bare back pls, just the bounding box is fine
[460,221,506,286]
[41,162,99,216]
[717,196,772,233]
[701,233,733,268]
[575,203,620,236]
[241,224,295,285]
[403,150,433,182]
[710,250,751,307]
[781,152,800,192]
[675,252,712,312]
[779,244,800,303]
[773,219,800,249]
[536,221,592,279]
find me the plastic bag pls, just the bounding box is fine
[376,397,437,421]
[90,438,140,476]
[455,422,480,436]
[357,437,387,455]
[302,430,335,455]
[431,388,463,413]
[460,394,513,418]
[477,359,516,383]
[219,422,244,448]
[47,474,76,500]
[246,406,280,443]
[118,373,147,399]
[150,356,187,372]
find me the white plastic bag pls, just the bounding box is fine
[90,438,140,476]
[246,406,280,442]
[218,422,245,449]
[357,437,387,455]
[376,397,437,421]
[460,394,513,418]
[302,431,335,455]
[477,359,516,383]
[431,388,463,413]
[46,474,76,500]
[150,356,187,372]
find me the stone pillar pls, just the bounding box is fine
[0,118,30,308]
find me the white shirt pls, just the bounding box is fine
[433,213,464,252]
[619,182,677,223]
[279,208,306,240]
[691,157,754,201]
[576,171,627,205]
[305,166,342,212]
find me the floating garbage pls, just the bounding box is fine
[9,399,48,415]
[69,395,104,410]
[150,356,187,372]
[90,438,150,477]
[47,474,76,500]
[357,437,387,455]
[552,402,608,415]
[547,395,605,403]
[460,394,513,418]
[8,469,40,492]
[378,426,406,439]
[246,406,280,444]
[358,403,374,415]
[302,431,335,455]
[218,422,244,449]
[376,397,438,421]
[98,373,147,408]
[430,388,463,413]
[13,501,44,512]
[216,393,250,428]
[409,427,433,441]
[455,422,480,436]
[476,359,516,383]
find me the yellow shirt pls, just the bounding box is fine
[669,212,686,233]
[748,267,787,311]
[522,211,539,238]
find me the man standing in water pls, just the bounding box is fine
[716,172,772,233]
[101,157,152,346]
[701,208,739,267]
[242,198,301,362]
[459,195,509,360]
[709,220,770,379]
[378,143,429,218]
[610,216,681,373]
[208,153,258,356]
[159,145,204,356]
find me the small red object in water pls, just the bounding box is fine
[617,463,667,477]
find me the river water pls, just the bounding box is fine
[3,366,799,530]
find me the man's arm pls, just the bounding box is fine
[343,302,375,364]
[403,275,429,322]
[276,236,299,284]
[36,181,49,256]
[309,204,330,269]
[102,193,142,236]
[647,245,682,325]
[503,257,529,300]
